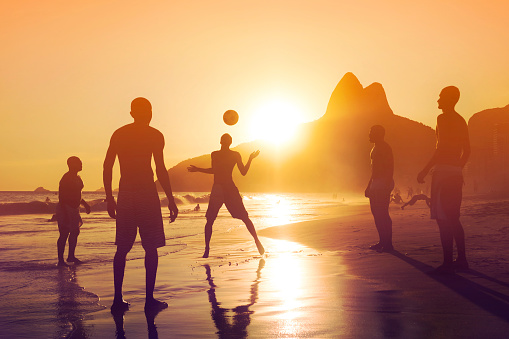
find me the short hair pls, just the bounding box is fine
[220,133,232,146]
[67,156,81,168]
[440,86,460,105]
[370,125,385,138]
[131,97,152,114]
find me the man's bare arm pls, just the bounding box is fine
[237,150,260,176]
[153,142,178,222]
[103,143,117,218]
[460,132,471,168]
[187,165,214,174]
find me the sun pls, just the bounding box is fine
[249,99,304,145]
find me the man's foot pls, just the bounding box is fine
[378,245,394,253]
[57,260,69,267]
[369,243,383,250]
[202,248,210,258]
[111,299,130,313]
[145,298,168,312]
[430,263,455,275]
[67,257,83,264]
[256,241,265,256]
[453,259,469,270]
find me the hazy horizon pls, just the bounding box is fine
[1,1,508,190]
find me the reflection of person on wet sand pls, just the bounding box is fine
[188,133,265,258]
[417,86,470,274]
[401,194,431,210]
[56,156,90,267]
[365,125,394,252]
[204,260,264,338]
[103,97,179,312]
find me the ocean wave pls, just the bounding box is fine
[0,194,210,216]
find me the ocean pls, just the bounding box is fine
[0,191,346,338]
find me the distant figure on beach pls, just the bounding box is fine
[417,86,470,274]
[103,97,179,312]
[391,192,404,204]
[194,203,201,211]
[187,133,265,258]
[401,194,431,210]
[45,196,51,203]
[407,186,414,199]
[365,125,394,252]
[56,156,90,266]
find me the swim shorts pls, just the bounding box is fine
[56,203,82,232]
[431,165,463,220]
[206,183,248,221]
[115,190,165,250]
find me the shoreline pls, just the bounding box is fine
[74,197,509,337]
[3,197,509,338]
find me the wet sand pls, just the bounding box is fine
[58,198,509,338]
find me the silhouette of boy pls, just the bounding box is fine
[103,97,179,312]
[365,125,394,252]
[56,156,90,266]
[418,86,470,273]
[188,133,264,258]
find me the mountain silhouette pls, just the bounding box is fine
[467,104,509,194]
[161,73,438,193]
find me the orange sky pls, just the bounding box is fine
[1,1,508,191]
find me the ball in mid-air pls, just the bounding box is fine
[223,110,239,126]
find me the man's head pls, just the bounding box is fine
[369,125,385,143]
[437,86,460,112]
[67,156,82,172]
[130,97,152,124]
[220,133,232,147]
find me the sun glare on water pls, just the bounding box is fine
[249,99,305,145]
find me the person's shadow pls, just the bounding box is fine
[390,250,509,322]
[204,259,265,338]
[111,303,163,338]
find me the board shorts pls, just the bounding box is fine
[56,203,82,232]
[115,190,165,250]
[367,178,393,209]
[430,165,463,221]
[206,183,248,221]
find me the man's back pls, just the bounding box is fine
[211,149,239,185]
[436,112,469,167]
[371,141,394,181]
[111,123,164,191]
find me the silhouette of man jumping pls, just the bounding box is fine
[103,97,178,312]
[188,133,264,258]
[365,125,394,252]
[418,86,470,274]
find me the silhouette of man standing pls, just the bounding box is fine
[188,133,264,258]
[103,97,178,312]
[365,125,394,252]
[418,86,470,274]
[56,156,90,266]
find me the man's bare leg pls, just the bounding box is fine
[67,229,82,264]
[451,219,468,268]
[435,220,455,273]
[242,218,265,255]
[203,219,214,258]
[144,248,168,310]
[57,229,70,266]
[112,247,130,311]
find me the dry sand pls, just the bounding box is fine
[76,197,509,338]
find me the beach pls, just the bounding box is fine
[1,194,509,338]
